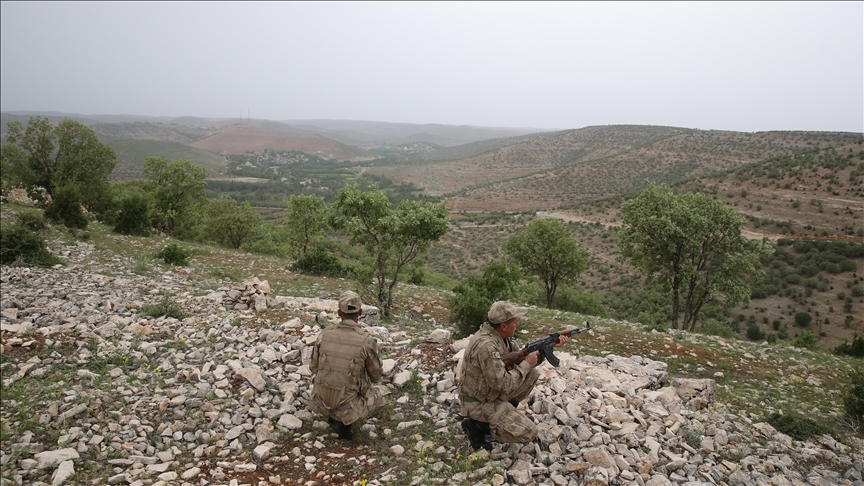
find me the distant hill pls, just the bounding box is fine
[360,126,863,210]
[277,119,548,147]
[189,126,375,161]
[108,140,227,179]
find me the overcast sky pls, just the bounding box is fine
[1,2,861,132]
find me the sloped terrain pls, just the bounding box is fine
[1,208,863,485]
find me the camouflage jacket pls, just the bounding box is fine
[310,319,382,410]
[459,322,534,402]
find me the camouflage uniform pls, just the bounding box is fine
[308,319,389,425]
[459,322,539,443]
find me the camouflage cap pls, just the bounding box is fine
[338,291,363,313]
[487,301,528,325]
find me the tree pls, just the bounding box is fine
[143,156,206,236]
[503,218,589,309]
[205,197,262,249]
[1,117,116,210]
[619,182,772,331]
[283,194,330,257]
[334,184,449,316]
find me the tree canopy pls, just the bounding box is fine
[503,217,589,309]
[334,184,449,316]
[283,194,330,257]
[618,182,772,330]
[205,197,262,249]
[143,156,207,236]
[1,117,116,210]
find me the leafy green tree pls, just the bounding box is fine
[1,117,116,210]
[143,157,206,236]
[204,197,262,249]
[283,194,330,257]
[334,184,449,316]
[619,182,772,331]
[503,218,589,309]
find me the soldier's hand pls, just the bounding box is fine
[525,350,540,367]
[554,335,570,347]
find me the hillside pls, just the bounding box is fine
[424,146,864,350]
[189,126,376,162]
[360,127,862,208]
[1,203,863,485]
[108,140,227,179]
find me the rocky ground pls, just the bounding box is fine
[2,239,864,486]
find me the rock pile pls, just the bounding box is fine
[1,241,862,486]
[222,278,272,311]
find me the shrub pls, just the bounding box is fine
[766,412,832,441]
[156,242,191,266]
[43,185,88,229]
[16,210,48,231]
[794,312,813,328]
[140,295,188,319]
[113,194,151,236]
[448,279,493,338]
[843,369,864,427]
[746,322,766,341]
[852,285,864,298]
[794,329,818,350]
[834,334,864,358]
[551,285,609,318]
[289,246,348,277]
[700,320,736,339]
[0,224,62,267]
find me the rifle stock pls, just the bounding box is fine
[501,322,591,367]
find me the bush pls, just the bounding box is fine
[16,210,48,231]
[700,320,736,339]
[843,369,864,427]
[156,242,191,266]
[794,329,818,350]
[794,312,813,328]
[289,246,348,277]
[0,224,62,266]
[834,334,864,358]
[551,285,609,318]
[746,322,766,341]
[766,412,833,441]
[140,295,188,319]
[113,194,151,236]
[448,261,524,338]
[43,185,88,229]
[448,282,492,338]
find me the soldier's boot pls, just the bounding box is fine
[461,418,494,451]
[328,417,355,440]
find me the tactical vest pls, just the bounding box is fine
[312,321,374,410]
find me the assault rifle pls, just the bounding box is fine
[501,322,591,367]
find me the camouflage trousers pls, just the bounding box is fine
[461,369,539,443]
[308,384,391,425]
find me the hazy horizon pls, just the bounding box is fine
[1,2,861,133]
